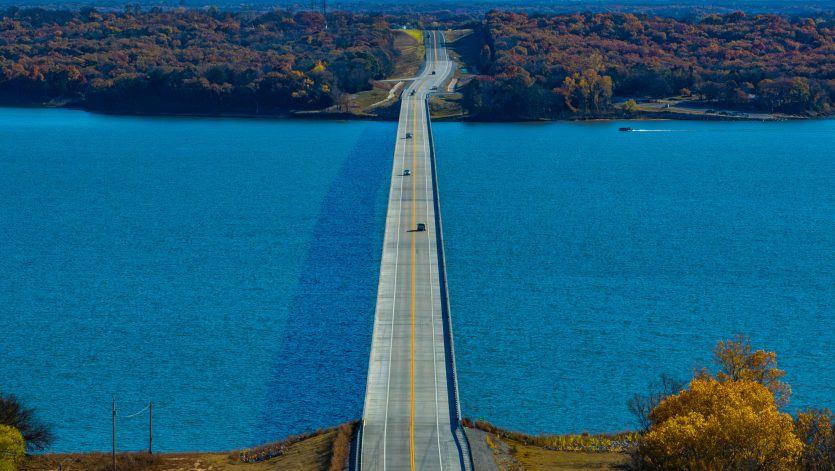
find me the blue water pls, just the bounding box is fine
[2,109,834,452]
[0,108,393,452]
[434,119,835,434]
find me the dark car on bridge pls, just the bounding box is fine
[416,223,426,232]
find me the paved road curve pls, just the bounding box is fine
[359,31,469,471]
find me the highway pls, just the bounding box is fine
[359,31,470,471]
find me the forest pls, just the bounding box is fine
[1,7,834,118]
[462,11,835,119]
[0,7,398,114]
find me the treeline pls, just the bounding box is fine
[0,7,398,114]
[462,11,835,119]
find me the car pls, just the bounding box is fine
[431,71,436,75]
[416,223,426,232]
[430,86,438,90]
[403,169,411,176]
[405,132,412,139]
[410,90,415,96]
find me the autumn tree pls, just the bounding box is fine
[795,409,835,470]
[638,378,802,470]
[0,425,25,471]
[626,373,685,432]
[712,334,792,407]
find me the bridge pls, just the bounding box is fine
[358,31,472,471]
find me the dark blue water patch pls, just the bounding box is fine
[255,123,393,443]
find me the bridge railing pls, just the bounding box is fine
[425,94,474,471]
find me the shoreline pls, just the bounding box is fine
[1,102,814,123]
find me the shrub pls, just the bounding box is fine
[0,425,25,471]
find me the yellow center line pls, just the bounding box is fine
[409,63,418,471]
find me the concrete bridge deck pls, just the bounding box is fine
[359,31,470,471]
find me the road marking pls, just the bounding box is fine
[409,81,418,471]
[418,62,444,470]
[381,90,410,471]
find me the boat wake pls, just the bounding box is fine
[630,129,683,132]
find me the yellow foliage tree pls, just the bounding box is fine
[640,378,802,470]
[795,409,835,470]
[713,334,792,407]
[0,425,25,471]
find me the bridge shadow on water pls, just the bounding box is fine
[256,123,394,443]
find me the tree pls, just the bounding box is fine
[795,409,835,470]
[0,394,53,452]
[712,334,791,407]
[622,98,638,113]
[639,378,802,470]
[0,425,24,471]
[627,373,685,432]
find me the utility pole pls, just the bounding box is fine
[321,0,327,29]
[112,399,116,471]
[149,401,153,455]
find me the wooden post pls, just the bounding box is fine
[112,399,116,471]
[149,401,153,455]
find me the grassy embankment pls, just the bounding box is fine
[346,29,425,116]
[428,29,477,120]
[465,420,634,470]
[21,420,639,471]
[21,423,354,471]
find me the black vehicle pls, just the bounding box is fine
[403,169,411,176]
[410,90,415,96]
[431,71,436,75]
[405,132,412,139]
[416,223,426,232]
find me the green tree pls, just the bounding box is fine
[0,394,53,452]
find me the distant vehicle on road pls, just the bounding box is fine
[410,90,415,96]
[431,71,436,75]
[619,127,633,132]
[405,132,412,139]
[416,223,426,232]
[403,169,411,176]
[430,86,438,90]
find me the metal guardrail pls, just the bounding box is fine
[425,93,475,471]
[351,420,363,471]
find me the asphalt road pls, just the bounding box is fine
[359,31,467,471]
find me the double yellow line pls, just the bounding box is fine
[409,51,418,471]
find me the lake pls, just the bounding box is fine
[1,108,833,451]
[434,119,835,434]
[0,108,393,451]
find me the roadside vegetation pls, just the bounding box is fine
[16,422,356,471]
[469,335,835,471]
